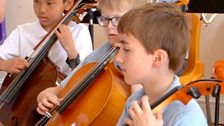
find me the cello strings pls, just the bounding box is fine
[0,0,80,104]
[56,47,119,113]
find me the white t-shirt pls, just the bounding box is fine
[0,21,93,75]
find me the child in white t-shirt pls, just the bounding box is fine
[0,0,93,75]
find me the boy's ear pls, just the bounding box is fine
[152,49,168,67]
[64,0,74,11]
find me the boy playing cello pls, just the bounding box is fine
[116,2,207,126]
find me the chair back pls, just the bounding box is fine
[180,13,204,85]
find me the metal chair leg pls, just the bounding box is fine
[212,84,221,126]
[205,95,212,126]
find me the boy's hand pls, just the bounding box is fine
[0,58,29,74]
[124,95,163,126]
[55,24,78,59]
[36,86,63,115]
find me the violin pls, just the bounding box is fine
[35,47,131,126]
[0,0,97,125]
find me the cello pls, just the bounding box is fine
[0,0,95,125]
[153,79,224,126]
[35,46,131,126]
[150,79,224,113]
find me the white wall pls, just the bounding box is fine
[6,0,36,34]
[200,14,224,78]
[5,0,107,48]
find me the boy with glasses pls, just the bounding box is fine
[97,16,121,27]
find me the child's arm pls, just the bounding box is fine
[36,86,63,115]
[55,24,79,61]
[0,57,29,74]
[124,95,163,126]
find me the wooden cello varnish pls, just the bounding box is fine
[34,47,131,126]
[0,58,61,125]
[46,62,131,126]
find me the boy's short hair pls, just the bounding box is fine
[98,0,148,12]
[118,2,190,72]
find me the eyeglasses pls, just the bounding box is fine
[97,16,121,27]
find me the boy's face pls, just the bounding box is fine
[100,7,126,45]
[116,33,155,85]
[33,0,72,31]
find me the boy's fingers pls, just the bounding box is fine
[59,97,64,102]
[46,94,61,106]
[42,99,55,109]
[155,110,163,119]
[124,117,132,126]
[55,30,62,39]
[141,95,151,112]
[131,100,142,114]
[37,102,49,115]
[36,107,45,115]
[155,111,164,125]
[58,25,68,33]
[128,106,136,118]
[58,26,64,33]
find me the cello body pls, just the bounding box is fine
[43,62,131,126]
[0,58,61,125]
